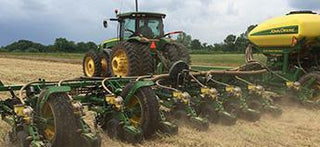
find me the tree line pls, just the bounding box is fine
[176,25,257,53]
[0,38,97,53]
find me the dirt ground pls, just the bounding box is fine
[0,57,320,147]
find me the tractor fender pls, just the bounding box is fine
[100,38,120,50]
[37,86,71,111]
[159,38,172,44]
[127,37,150,43]
[124,81,154,103]
[157,38,175,50]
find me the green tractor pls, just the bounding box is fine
[83,10,190,77]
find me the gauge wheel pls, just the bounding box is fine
[121,82,160,138]
[299,72,320,102]
[38,92,99,147]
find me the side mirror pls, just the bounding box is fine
[103,20,108,28]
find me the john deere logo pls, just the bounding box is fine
[251,25,298,36]
[270,28,296,34]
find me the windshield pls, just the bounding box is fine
[138,18,163,39]
[121,18,136,39]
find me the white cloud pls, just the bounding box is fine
[143,0,291,44]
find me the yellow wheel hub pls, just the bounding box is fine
[84,57,96,77]
[42,103,56,141]
[112,50,129,77]
[127,96,142,128]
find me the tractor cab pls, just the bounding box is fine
[84,10,189,78]
[107,11,166,40]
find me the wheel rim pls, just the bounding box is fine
[126,96,142,128]
[112,49,129,77]
[84,56,95,77]
[101,57,108,74]
[42,102,56,142]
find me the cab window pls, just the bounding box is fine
[121,18,136,39]
[138,18,163,39]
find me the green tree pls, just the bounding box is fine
[77,42,87,52]
[0,48,7,52]
[202,43,208,49]
[54,38,77,52]
[86,41,97,51]
[46,45,58,52]
[25,47,40,53]
[190,39,202,50]
[76,42,97,52]
[214,43,223,51]
[4,40,46,52]
[222,34,236,52]
[177,32,192,48]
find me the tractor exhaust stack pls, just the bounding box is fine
[135,0,139,12]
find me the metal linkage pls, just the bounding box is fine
[234,76,282,116]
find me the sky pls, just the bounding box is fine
[0,0,319,46]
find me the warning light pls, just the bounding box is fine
[292,36,298,47]
[150,41,156,49]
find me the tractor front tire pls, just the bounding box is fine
[83,50,102,77]
[99,50,111,77]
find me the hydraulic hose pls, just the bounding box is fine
[155,79,179,92]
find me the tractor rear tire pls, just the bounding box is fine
[163,44,180,68]
[83,50,102,77]
[172,43,191,64]
[163,43,191,70]
[136,42,154,75]
[121,82,160,138]
[38,92,98,147]
[110,42,141,76]
[99,50,111,77]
